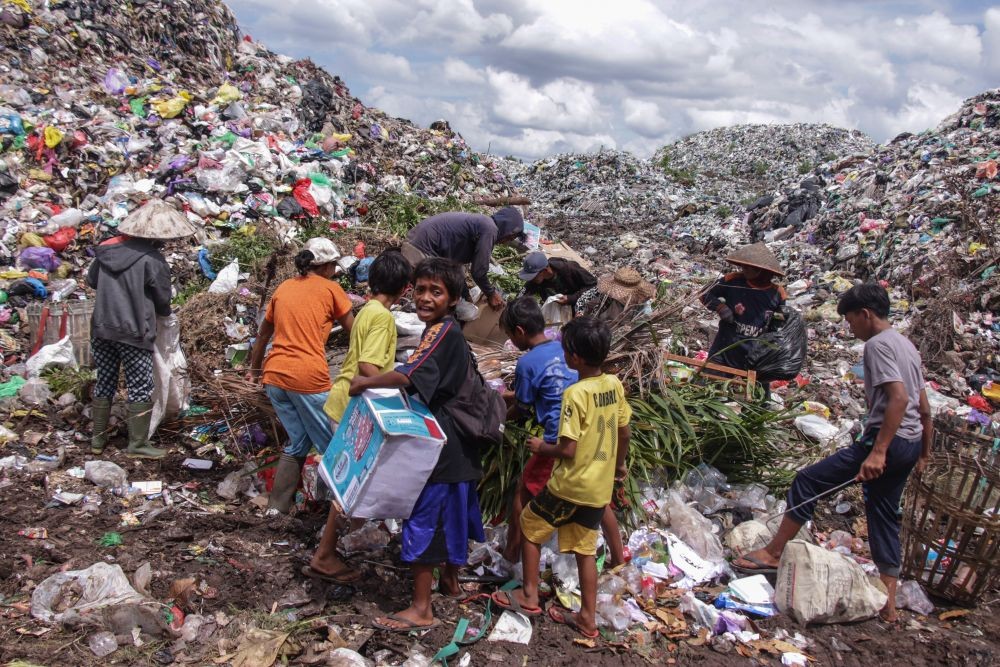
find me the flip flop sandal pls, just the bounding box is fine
[371,613,442,634]
[301,564,362,584]
[547,606,599,639]
[731,554,778,575]
[490,590,543,617]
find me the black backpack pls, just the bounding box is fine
[448,343,507,447]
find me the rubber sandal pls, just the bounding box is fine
[731,554,778,575]
[371,613,442,634]
[301,564,362,584]
[491,590,543,617]
[547,606,599,639]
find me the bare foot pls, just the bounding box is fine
[879,608,899,624]
[308,553,360,582]
[732,548,780,571]
[374,604,435,630]
[438,569,463,597]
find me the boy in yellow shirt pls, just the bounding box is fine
[301,250,412,584]
[492,317,631,638]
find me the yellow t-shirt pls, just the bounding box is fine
[548,373,632,508]
[323,299,398,421]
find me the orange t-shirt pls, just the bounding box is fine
[262,274,352,394]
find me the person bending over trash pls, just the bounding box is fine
[497,297,625,569]
[701,242,786,370]
[401,207,524,318]
[517,251,597,317]
[576,266,655,322]
[302,250,412,585]
[492,316,631,639]
[249,238,355,513]
[88,200,196,460]
[350,258,485,633]
[733,283,932,623]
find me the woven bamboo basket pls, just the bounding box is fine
[900,416,1000,605]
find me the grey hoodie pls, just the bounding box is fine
[86,238,172,350]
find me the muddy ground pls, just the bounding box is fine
[1,417,998,666]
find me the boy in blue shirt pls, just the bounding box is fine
[498,297,625,567]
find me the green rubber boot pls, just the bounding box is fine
[91,398,112,454]
[125,402,165,459]
[268,454,306,513]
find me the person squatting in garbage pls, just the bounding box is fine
[349,257,485,632]
[733,283,932,623]
[400,207,524,318]
[517,251,597,317]
[701,242,787,370]
[88,200,197,459]
[492,316,632,639]
[497,297,626,569]
[576,266,656,322]
[249,238,355,513]
[301,250,412,585]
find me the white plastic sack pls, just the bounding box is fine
[149,315,191,438]
[774,540,887,624]
[31,562,145,623]
[541,295,573,325]
[27,335,76,378]
[794,414,840,444]
[208,259,240,294]
[662,490,724,562]
[725,520,773,556]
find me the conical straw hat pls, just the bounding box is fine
[596,266,656,305]
[725,242,785,277]
[118,199,198,240]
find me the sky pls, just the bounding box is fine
[227,0,1000,160]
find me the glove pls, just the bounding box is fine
[717,304,735,323]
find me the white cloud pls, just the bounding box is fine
[443,58,485,85]
[228,0,999,160]
[622,99,669,137]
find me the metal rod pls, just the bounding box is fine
[762,478,857,521]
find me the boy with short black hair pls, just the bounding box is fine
[734,282,932,623]
[493,316,631,639]
[498,298,626,568]
[302,249,412,584]
[350,257,485,632]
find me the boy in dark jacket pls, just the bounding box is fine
[518,252,597,316]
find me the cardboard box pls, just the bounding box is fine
[319,389,445,519]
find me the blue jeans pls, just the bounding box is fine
[265,385,335,458]
[786,431,922,576]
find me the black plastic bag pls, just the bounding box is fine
[746,308,807,382]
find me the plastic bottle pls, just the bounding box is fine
[622,564,642,596]
[89,631,118,657]
[641,575,657,600]
[597,574,625,596]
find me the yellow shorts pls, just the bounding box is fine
[519,488,604,556]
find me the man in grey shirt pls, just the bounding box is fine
[734,283,932,623]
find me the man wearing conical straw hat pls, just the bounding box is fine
[700,242,787,371]
[87,200,196,459]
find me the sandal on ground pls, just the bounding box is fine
[490,590,543,617]
[371,613,442,634]
[731,554,778,575]
[547,606,599,639]
[301,564,362,584]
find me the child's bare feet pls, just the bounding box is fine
[373,604,437,631]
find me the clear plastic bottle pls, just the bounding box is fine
[89,631,118,657]
[622,564,643,596]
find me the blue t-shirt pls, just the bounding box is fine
[514,340,578,443]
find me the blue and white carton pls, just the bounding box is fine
[319,389,446,519]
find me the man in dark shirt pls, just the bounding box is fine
[518,252,597,316]
[403,207,524,311]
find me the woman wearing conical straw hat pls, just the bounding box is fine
[87,199,197,459]
[700,242,787,371]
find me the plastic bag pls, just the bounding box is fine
[541,295,573,325]
[794,414,840,444]
[103,68,129,95]
[746,309,807,382]
[208,260,239,294]
[85,460,128,489]
[31,562,145,623]
[774,540,887,624]
[895,579,934,616]
[662,490,724,562]
[149,315,190,437]
[19,246,60,271]
[27,336,76,378]
[19,376,52,405]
